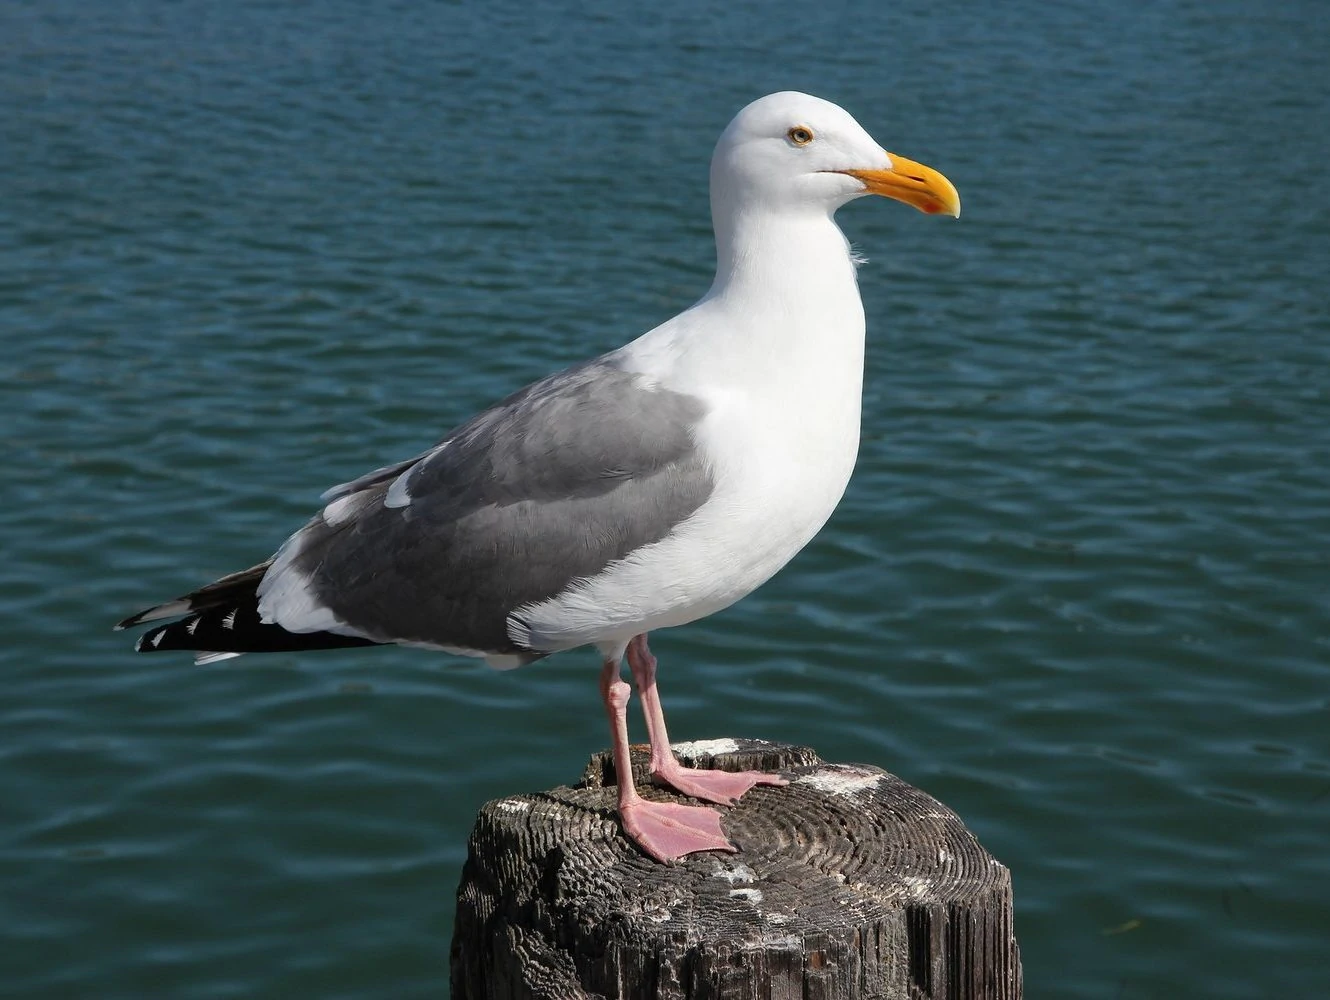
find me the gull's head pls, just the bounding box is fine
[711,91,960,219]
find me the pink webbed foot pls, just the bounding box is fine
[619,798,737,863]
[655,763,789,807]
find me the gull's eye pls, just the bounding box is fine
[786,125,815,146]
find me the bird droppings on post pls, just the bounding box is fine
[796,764,888,797]
[451,739,1021,999]
[709,859,757,884]
[670,737,742,757]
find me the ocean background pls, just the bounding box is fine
[4,0,1328,996]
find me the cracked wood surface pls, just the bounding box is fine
[451,739,1021,1000]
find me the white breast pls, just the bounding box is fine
[508,234,867,656]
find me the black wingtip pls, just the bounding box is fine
[114,611,149,631]
[115,599,193,633]
[130,603,382,658]
[133,620,182,653]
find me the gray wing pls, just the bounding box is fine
[320,454,426,504]
[260,359,714,656]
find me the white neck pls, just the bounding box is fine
[709,203,861,318]
[599,198,872,630]
[624,205,867,389]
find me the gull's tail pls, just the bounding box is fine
[116,561,379,664]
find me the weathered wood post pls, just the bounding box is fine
[451,738,1021,999]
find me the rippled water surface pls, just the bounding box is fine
[4,1,1329,996]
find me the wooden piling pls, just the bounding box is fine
[451,738,1021,999]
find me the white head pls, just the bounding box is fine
[710,91,960,222]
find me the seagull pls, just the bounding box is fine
[118,91,959,863]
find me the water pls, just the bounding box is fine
[4,1,1328,996]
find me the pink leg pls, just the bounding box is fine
[626,634,788,807]
[598,655,736,862]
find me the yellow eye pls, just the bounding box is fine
[787,125,815,146]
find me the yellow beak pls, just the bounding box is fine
[837,152,961,218]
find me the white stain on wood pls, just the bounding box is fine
[795,765,884,797]
[671,738,739,756]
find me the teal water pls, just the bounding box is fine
[4,1,1329,996]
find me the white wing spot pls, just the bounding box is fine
[150,631,166,648]
[322,492,368,527]
[257,537,361,637]
[185,617,200,635]
[222,609,237,630]
[384,467,416,508]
